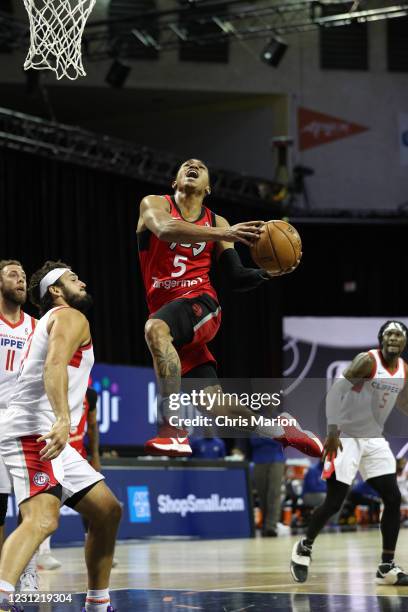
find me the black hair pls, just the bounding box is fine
[377,320,408,346]
[28,260,71,315]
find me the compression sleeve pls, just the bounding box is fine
[326,377,354,429]
[218,248,269,292]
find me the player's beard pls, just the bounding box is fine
[1,286,26,306]
[63,288,93,313]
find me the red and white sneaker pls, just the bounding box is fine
[144,424,192,457]
[276,412,323,458]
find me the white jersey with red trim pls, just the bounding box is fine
[3,306,94,438]
[337,349,406,438]
[0,311,36,410]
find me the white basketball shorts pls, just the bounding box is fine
[0,454,12,495]
[0,435,104,506]
[322,437,396,485]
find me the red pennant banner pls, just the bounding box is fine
[298,107,368,151]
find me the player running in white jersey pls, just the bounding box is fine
[291,320,408,586]
[0,261,121,612]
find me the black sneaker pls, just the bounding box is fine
[262,528,278,537]
[376,562,408,586]
[290,538,312,583]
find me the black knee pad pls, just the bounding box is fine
[0,493,9,526]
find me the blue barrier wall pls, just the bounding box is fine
[5,461,254,543]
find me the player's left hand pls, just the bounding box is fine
[322,434,343,463]
[37,418,70,461]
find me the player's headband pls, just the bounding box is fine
[382,322,407,337]
[39,268,69,298]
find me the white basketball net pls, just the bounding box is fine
[23,0,96,80]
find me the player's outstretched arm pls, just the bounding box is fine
[215,215,271,292]
[38,308,90,461]
[140,196,264,244]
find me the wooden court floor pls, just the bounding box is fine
[36,529,408,608]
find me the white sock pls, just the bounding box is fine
[85,588,110,611]
[39,536,51,554]
[22,551,38,575]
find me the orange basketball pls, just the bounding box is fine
[250,220,302,275]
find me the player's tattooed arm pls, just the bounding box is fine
[325,352,374,441]
[343,352,375,384]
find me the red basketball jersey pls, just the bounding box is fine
[138,195,219,314]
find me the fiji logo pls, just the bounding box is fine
[92,377,121,433]
[33,472,50,487]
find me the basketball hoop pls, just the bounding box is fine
[23,0,96,80]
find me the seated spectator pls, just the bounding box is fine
[191,436,226,459]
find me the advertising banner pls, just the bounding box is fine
[5,463,253,543]
[90,363,156,446]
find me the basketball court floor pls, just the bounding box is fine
[25,529,408,610]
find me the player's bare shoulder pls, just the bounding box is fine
[138,195,171,232]
[343,351,375,381]
[47,306,89,337]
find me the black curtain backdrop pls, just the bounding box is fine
[2,148,406,379]
[281,221,408,318]
[0,148,282,377]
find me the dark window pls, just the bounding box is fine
[387,16,408,72]
[178,3,229,63]
[0,0,14,53]
[319,2,368,70]
[108,0,159,60]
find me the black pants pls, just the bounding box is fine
[306,473,401,552]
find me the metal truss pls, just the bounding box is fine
[1,2,408,60]
[84,0,408,61]
[0,106,273,206]
[1,107,406,218]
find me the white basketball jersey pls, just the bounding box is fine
[338,349,406,437]
[0,311,36,410]
[4,306,94,438]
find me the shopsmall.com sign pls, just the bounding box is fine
[157,493,245,517]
